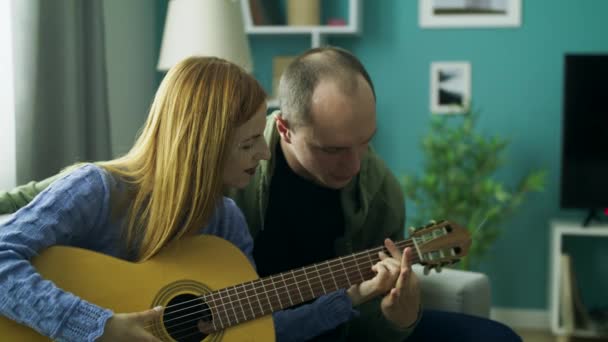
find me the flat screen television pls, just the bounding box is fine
[560,53,608,225]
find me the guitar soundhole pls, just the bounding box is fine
[163,293,211,342]
[454,246,462,254]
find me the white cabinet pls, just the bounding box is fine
[549,220,608,340]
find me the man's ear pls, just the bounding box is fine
[275,115,292,144]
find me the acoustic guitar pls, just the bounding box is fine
[0,219,470,341]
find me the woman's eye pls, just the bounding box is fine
[241,144,254,150]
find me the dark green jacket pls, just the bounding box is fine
[227,112,414,341]
[0,113,416,341]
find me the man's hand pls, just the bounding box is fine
[379,240,420,328]
[346,239,421,328]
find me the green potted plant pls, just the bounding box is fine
[401,108,546,270]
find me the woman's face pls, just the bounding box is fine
[222,104,271,188]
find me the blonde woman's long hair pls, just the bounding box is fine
[100,57,266,261]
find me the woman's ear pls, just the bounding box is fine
[275,115,292,144]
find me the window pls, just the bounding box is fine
[0,0,16,189]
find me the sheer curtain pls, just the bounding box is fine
[11,0,111,183]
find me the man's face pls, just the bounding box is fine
[281,76,376,189]
[223,104,271,188]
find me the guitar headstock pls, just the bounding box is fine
[409,220,471,274]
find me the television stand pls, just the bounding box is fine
[582,209,604,227]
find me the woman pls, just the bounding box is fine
[0,57,270,341]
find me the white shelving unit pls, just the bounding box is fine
[241,0,362,48]
[240,0,362,108]
[550,220,608,340]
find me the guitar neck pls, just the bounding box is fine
[205,238,418,331]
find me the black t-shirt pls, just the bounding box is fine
[252,143,348,341]
[253,143,345,278]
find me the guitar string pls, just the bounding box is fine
[145,239,426,334]
[147,239,417,331]
[155,252,427,335]
[157,224,458,321]
[160,239,415,319]
[148,230,461,335]
[167,254,428,338]
[165,254,425,340]
[157,229,464,336]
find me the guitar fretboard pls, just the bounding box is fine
[201,238,418,332]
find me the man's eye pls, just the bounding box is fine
[241,144,254,150]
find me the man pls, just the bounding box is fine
[0,47,520,341]
[228,47,422,341]
[231,47,519,342]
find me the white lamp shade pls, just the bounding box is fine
[157,0,252,72]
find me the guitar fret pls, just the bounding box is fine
[269,275,283,309]
[291,269,305,303]
[242,281,257,319]
[280,273,294,306]
[264,277,280,311]
[225,287,240,325]
[303,266,316,298]
[327,261,339,291]
[213,291,228,329]
[203,293,219,332]
[259,278,273,314]
[313,264,326,294]
[252,281,265,316]
[350,254,364,283]
[338,256,352,287]
[238,283,253,321]
[340,256,357,287]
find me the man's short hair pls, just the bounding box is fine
[278,46,376,126]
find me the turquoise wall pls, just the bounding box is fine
[157,0,608,310]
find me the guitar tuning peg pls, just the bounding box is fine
[435,265,442,273]
[408,226,416,235]
[429,219,437,225]
[423,265,431,275]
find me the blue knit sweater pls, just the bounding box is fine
[0,164,355,341]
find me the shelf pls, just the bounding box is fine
[549,221,608,339]
[240,0,362,48]
[553,327,608,339]
[551,220,608,237]
[246,25,358,35]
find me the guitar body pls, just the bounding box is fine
[0,235,274,342]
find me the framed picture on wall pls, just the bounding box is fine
[419,0,522,28]
[430,61,471,114]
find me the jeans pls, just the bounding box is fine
[406,309,522,342]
